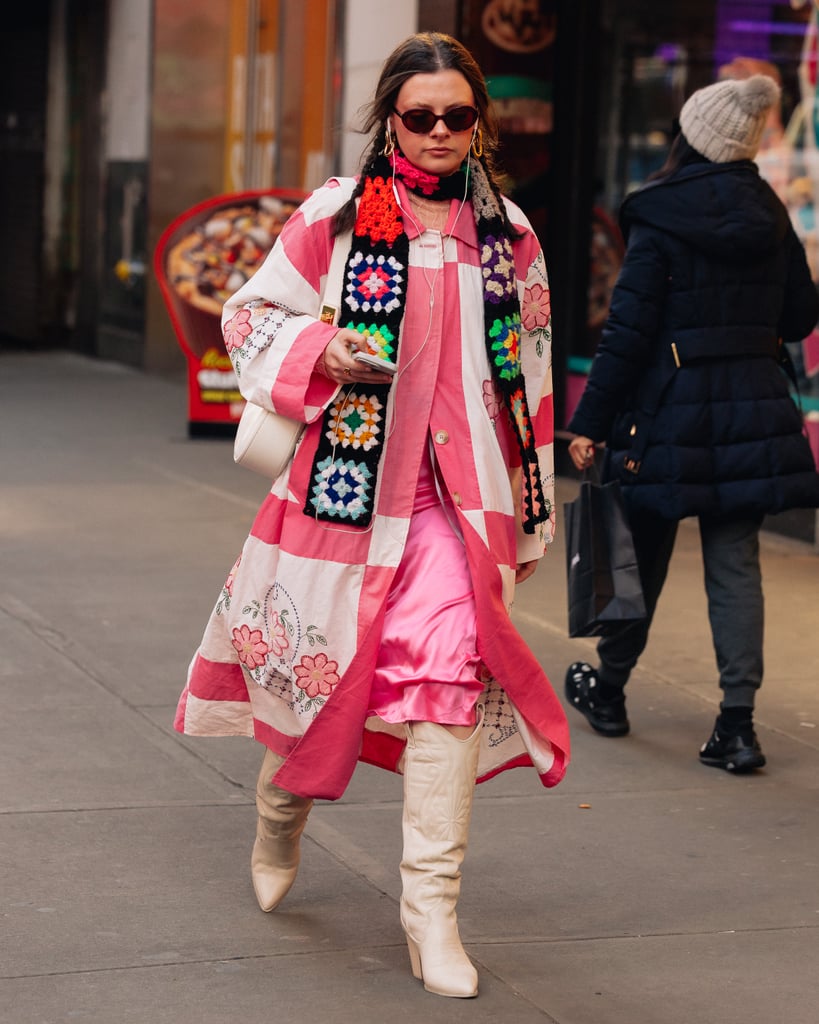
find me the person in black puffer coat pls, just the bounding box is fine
[565,74,819,773]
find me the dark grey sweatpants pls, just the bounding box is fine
[596,511,764,708]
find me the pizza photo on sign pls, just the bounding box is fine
[156,189,305,362]
[167,194,302,318]
[154,188,306,429]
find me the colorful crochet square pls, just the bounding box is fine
[521,467,544,522]
[346,252,405,315]
[355,175,404,245]
[489,315,521,380]
[325,392,384,451]
[481,235,516,304]
[309,456,373,521]
[343,321,397,361]
[510,386,532,446]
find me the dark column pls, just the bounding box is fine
[548,0,601,449]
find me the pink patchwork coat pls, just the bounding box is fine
[174,177,570,799]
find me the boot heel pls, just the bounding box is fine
[405,934,423,980]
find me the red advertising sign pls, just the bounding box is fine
[154,188,305,435]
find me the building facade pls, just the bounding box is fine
[3,0,818,536]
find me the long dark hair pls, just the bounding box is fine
[332,32,512,235]
[646,131,709,184]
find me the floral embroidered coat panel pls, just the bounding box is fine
[174,177,570,799]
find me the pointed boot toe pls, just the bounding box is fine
[251,838,299,912]
[403,914,478,998]
[251,748,313,912]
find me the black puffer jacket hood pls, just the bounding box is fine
[621,160,790,264]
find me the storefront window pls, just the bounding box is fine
[460,0,556,245]
[223,0,340,193]
[576,0,819,442]
[148,0,341,366]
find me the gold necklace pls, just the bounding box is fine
[409,195,447,211]
[408,193,449,229]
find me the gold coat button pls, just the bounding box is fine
[452,492,462,506]
[434,430,449,444]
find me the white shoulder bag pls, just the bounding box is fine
[233,228,351,479]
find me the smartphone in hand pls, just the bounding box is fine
[353,351,398,375]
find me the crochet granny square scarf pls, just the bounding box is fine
[304,152,547,535]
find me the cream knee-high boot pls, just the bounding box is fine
[251,747,313,912]
[399,711,483,998]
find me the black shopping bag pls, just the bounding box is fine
[564,478,647,637]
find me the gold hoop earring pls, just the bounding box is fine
[471,127,483,158]
[382,123,395,157]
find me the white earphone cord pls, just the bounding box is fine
[317,148,473,534]
[388,145,471,378]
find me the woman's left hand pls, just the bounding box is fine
[568,435,596,471]
[315,328,394,385]
[515,560,538,584]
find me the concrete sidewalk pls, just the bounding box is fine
[1,351,817,1024]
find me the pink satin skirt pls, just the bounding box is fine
[367,448,484,726]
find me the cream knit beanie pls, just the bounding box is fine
[679,74,780,162]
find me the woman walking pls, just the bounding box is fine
[565,74,819,772]
[175,32,568,998]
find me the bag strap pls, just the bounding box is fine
[317,183,357,326]
[318,229,352,326]
[583,460,602,485]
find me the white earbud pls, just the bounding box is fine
[391,147,403,208]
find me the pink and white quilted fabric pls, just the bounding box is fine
[174,177,569,799]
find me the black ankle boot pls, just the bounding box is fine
[715,706,753,735]
[699,712,766,774]
[564,662,629,737]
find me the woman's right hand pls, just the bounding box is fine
[568,435,597,471]
[315,328,393,385]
